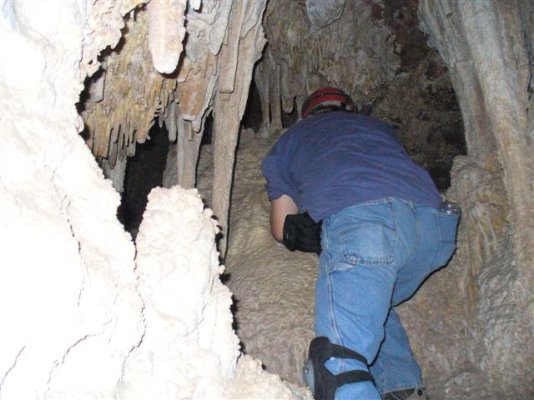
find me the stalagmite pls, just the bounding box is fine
[119,185,310,399]
[119,186,238,398]
[0,1,306,399]
[2,0,533,398]
[175,118,203,188]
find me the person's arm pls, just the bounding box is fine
[270,194,298,242]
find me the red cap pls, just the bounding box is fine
[301,87,356,118]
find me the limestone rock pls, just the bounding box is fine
[147,0,186,74]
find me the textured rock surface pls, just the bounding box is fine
[123,186,236,399]
[0,1,301,399]
[419,1,534,397]
[222,130,316,385]
[257,0,465,191]
[219,127,474,396]
[217,3,532,398]
[2,0,532,399]
[81,1,268,255]
[0,1,144,398]
[120,186,304,399]
[82,8,177,160]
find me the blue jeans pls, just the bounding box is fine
[315,198,459,399]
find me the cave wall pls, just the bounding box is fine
[0,1,144,397]
[0,1,305,399]
[1,0,532,399]
[419,1,534,396]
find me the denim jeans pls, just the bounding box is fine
[315,198,459,399]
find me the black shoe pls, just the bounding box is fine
[383,387,427,400]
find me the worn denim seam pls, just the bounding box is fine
[326,265,346,374]
[428,213,443,268]
[404,200,418,262]
[380,383,425,395]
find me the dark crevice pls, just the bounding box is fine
[241,79,263,132]
[118,123,170,238]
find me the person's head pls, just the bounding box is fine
[301,87,356,119]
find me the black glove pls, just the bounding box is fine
[282,212,322,254]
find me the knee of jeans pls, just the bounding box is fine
[325,356,368,375]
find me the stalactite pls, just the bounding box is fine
[254,59,271,138]
[177,53,218,132]
[83,11,173,161]
[268,56,283,133]
[165,100,178,142]
[217,2,247,94]
[176,117,203,189]
[259,0,401,137]
[147,0,187,74]
[212,1,267,257]
[280,61,295,114]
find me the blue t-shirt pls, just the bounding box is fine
[262,111,441,221]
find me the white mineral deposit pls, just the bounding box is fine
[0,0,532,399]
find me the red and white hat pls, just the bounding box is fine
[301,87,356,119]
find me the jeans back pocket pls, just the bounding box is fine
[324,201,397,270]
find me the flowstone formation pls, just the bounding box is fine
[0,1,307,399]
[222,130,317,384]
[1,1,144,398]
[120,186,306,400]
[1,0,532,399]
[419,1,533,397]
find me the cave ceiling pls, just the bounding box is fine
[80,0,464,193]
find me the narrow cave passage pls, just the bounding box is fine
[84,0,468,396]
[219,67,466,398]
[212,4,469,397]
[82,28,467,392]
[3,1,531,399]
